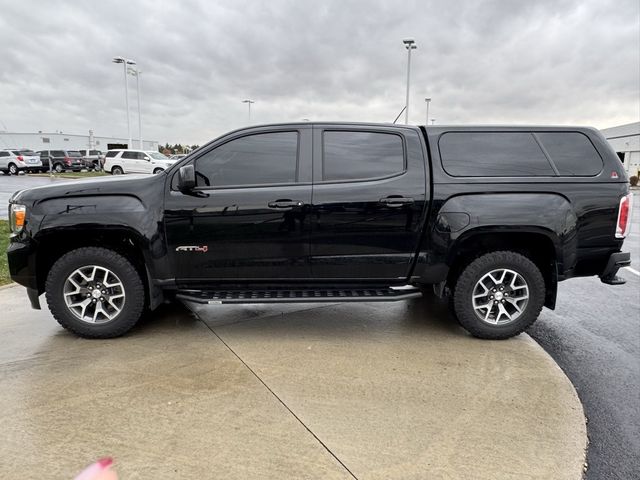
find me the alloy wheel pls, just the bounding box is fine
[471,268,529,325]
[63,265,126,324]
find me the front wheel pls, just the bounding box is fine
[452,251,545,340]
[45,247,145,338]
[54,163,64,173]
[153,168,164,174]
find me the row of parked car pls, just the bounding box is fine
[0,149,103,174]
[0,148,182,175]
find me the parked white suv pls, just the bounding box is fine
[103,150,176,175]
[0,149,43,175]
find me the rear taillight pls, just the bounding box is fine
[615,194,633,238]
[16,155,24,161]
[64,157,72,165]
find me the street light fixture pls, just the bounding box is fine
[402,38,417,125]
[431,118,436,125]
[424,97,431,126]
[112,56,136,148]
[128,66,143,149]
[242,99,255,124]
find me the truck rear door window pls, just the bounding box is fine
[322,131,404,182]
[536,132,603,176]
[439,132,555,177]
[195,131,298,187]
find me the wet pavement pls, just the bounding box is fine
[0,287,585,480]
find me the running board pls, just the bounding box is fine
[176,286,422,304]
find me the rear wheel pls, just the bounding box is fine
[45,247,145,338]
[8,163,18,175]
[54,163,64,173]
[452,251,545,339]
[111,166,123,175]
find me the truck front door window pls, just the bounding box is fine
[195,132,299,187]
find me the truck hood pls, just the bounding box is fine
[9,174,166,206]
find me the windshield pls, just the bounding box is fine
[148,152,169,160]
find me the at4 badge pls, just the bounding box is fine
[176,245,209,253]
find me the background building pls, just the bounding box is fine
[601,122,640,177]
[0,130,158,152]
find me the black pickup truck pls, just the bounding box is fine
[7,123,632,339]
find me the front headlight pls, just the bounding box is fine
[10,204,26,233]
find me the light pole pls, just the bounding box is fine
[424,97,431,126]
[112,56,136,148]
[242,99,255,124]
[128,66,143,149]
[402,38,417,125]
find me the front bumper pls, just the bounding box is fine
[600,251,631,285]
[7,237,41,309]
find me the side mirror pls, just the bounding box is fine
[177,165,196,192]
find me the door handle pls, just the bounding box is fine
[268,199,304,209]
[379,196,414,207]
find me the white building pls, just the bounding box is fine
[0,130,158,152]
[601,122,640,177]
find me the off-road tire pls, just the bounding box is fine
[453,251,545,340]
[45,247,145,338]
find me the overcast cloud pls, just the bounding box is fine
[0,0,638,145]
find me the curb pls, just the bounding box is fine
[525,332,588,478]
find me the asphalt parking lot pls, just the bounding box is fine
[0,286,584,479]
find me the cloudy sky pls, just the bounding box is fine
[0,0,638,145]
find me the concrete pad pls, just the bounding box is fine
[192,295,587,480]
[0,286,350,479]
[0,285,586,479]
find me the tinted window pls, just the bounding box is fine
[537,132,603,176]
[90,150,100,155]
[121,152,138,159]
[439,132,555,177]
[195,132,298,187]
[68,151,82,157]
[51,150,65,157]
[0,152,8,157]
[105,151,119,158]
[322,131,404,182]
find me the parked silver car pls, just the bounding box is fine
[0,149,43,175]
